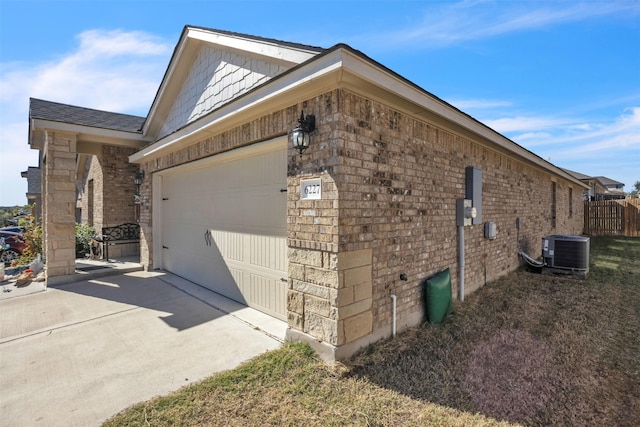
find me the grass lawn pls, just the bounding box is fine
[103,236,640,426]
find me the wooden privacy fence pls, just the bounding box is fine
[584,199,640,237]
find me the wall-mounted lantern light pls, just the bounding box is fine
[134,171,145,187]
[290,111,315,157]
[134,170,145,210]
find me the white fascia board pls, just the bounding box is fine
[339,50,588,189]
[29,119,43,150]
[187,27,319,64]
[130,50,344,163]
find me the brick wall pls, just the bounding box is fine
[79,146,138,231]
[80,155,103,229]
[100,145,138,228]
[137,88,584,358]
[335,90,584,339]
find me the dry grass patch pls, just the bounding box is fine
[349,236,640,426]
[103,342,507,426]
[104,237,640,426]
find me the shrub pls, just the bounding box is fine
[13,215,42,266]
[76,223,97,258]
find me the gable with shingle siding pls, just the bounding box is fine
[158,46,290,139]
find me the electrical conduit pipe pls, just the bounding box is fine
[458,225,465,302]
[390,294,397,338]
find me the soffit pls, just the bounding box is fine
[29,119,151,151]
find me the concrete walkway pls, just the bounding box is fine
[1,257,143,301]
[0,270,286,426]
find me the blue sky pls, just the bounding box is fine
[1,0,639,206]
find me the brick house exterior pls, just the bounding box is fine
[29,27,586,360]
[29,99,148,276]
[21,165,42,222]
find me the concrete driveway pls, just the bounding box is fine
[0,271,286,426]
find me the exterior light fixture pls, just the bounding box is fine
[291,111,315,156]
[134,170,145,214]
[134,171,145,186]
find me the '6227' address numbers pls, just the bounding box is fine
[300,178,322,200]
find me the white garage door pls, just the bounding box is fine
[159,139,288,320]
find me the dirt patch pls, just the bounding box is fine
[464,329,558,422]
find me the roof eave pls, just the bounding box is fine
[30,118,152,149]
[336,47,589,190]
[132,44,589,190]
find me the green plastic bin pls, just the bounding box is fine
[425,268,453,324]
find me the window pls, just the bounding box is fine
[569,188,573,218]
[551,181,557,228]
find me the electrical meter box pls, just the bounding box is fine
[456,199,476,226]
[484,222,497,240]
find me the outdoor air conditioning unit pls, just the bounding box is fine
[542,234,590,276]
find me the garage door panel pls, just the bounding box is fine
[211,230,244,262]
[160,139,287,320]
[246,273,286,319]
[250,235,287,271]
[163,222,246,304]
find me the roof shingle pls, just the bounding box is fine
[29,98,145,133]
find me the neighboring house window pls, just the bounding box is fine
[551,181,557,228]
[569,188,573,218]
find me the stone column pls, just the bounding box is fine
[43,131,77,278]
[286,247,374,361]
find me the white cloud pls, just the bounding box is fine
[0,29,172,206]
[454,99,639,187]
[496,107,640,187]
[483,116,572,134]
[1,29,171,112]
[512,132,552,142]
[551,107,640,154]
[77,29,169,58]
[566,124,594,132]
[362,0,639,49]
[448,98,513,110]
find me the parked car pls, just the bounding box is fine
[4,216,26,227]
[0,231,26,265]
[0,226,27,234]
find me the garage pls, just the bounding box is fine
[157,138,288,320]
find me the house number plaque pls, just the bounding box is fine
[300,178,321,200]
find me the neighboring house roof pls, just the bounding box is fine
[593,176,624,187]
[29,98,145,133]
[562,168,592,181]
[562,168,625,190]
[20,166,41,195]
